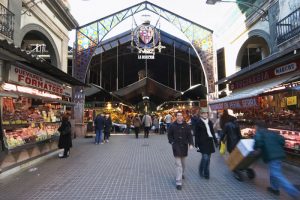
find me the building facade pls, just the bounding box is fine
[0,0,78,72]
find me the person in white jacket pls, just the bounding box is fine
[142,113,152,138]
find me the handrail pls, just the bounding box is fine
[277,8,300,44]
[0,3,15,40]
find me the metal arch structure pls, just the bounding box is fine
[74,1,215,93]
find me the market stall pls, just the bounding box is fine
[0,63,80,171]
[210,61,300,166]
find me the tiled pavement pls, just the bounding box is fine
[0,134,299,200]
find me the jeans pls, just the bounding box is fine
[199,153,211,178]
[175,157,186,186]
[95,129,103,144]
[269,160,300,198]
[104,131,110,140]
[166,123,171,131]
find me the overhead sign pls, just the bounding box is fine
[209,97,260,110]
[8,65,72,97]
[230,62,298,90]
[132,20,165,60]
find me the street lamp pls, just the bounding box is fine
[206,0,268,21]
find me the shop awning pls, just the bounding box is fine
[112,77,181,104]
[210,74,300,109]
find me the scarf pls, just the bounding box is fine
[201,118,213,138]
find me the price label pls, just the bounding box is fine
[287,96,297,106]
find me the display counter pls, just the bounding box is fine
[240,127,300,166]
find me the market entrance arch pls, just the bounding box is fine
[73,1,215,122]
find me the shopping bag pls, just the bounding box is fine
[219,141,226,155]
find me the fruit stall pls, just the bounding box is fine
[0,63,81,172]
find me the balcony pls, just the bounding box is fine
[277,8,300,44]
[0,3,14,40]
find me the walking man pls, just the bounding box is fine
[168,112,194,190]
[94,113,105,144]
[142,113,152,138]
[253,120,300,199]
[165,113,172,131]
[104,113,112,143]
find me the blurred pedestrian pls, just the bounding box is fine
[165,113,172,131]
[133,114,142,138]
[213,112,223,140]
[58,114,72,158]
[125,115,132,134]
[194,107,218,179]
[221,116,242,153]
[253,120,300,199]
[142,113,152,138]
[94,113,105,144]
[153,116,159,133]
[104,114,112,143]
[168,112,194,190]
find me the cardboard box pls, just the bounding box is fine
[226,139,256,171]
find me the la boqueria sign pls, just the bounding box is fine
[210,97,260,110]
[8,65,72,97]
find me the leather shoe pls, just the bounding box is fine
[267,187,280,196]
[176,185,182,190]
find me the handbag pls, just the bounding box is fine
[219,141,226,155]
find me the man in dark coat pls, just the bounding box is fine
[168,112,194,190]
[221,117,242,153]
[104,114,112,143]
[94,114,105,144]
[194,107,218,179]
[58,114,72,158]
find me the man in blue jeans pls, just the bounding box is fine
[254,120,300,199]
[94,114,105,144]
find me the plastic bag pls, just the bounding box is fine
[219,141,226,155]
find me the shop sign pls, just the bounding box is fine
[274,63,297,75]
[210,97,259,110]
[287,96,297,106]
[230,62,298,90]
[8,65,72,97]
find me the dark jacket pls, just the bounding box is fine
[94,115,105,130]
[104,117,112,132]
[58,120,72,149]
[221,120,242,153]
[254,128,286,163]
[168,121,194,157]
[194,118,218,154]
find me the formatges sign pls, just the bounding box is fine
[230,62,298,90]
[210,97,260,110]
[8,65,72,97]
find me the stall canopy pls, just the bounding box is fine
[112,77,181,104]
[180,84,207,100]
[84,83,126,103]
[210,73,300,110]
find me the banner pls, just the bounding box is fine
[210,97,260,110]
[287,96,297,106]
[8,65,72,97]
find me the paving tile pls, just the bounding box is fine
[0,134,299,200]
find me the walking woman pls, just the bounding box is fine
[194,107,218,179]
[58,114,72,158]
